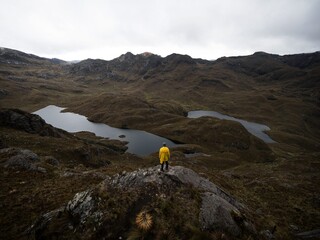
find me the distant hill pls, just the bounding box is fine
[1,47,320,239]
[67,49,320,93]
[1,47,319,151]
[0,47,66,65]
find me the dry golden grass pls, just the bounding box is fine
[135,211,153,231]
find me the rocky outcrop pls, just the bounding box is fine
[110,52,163,74]
[0,148,46,173]
[0,108,69,137]
[200,192,256,236]
[28,166,256,239]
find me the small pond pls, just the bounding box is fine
[188,110,276,143]
[33,105,177,156]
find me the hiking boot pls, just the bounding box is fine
[165,162,169,170]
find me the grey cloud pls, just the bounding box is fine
[0,0,318,61]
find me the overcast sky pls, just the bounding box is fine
[1,0,319,61]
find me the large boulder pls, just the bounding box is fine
[0,109,45,132]
[27,166,256,239]
[0,148,46,173]
[200,192,243,236]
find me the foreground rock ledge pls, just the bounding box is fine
[27,166,256,239]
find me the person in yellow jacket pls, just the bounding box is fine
[159,142,170,171]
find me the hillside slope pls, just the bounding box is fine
[0,47,320,239]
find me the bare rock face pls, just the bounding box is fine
[27,166,256,239]
[200,192,242,235]
[66,189,96,226]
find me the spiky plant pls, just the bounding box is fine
[135,210,153,231]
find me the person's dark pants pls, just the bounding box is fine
[161,161,169,171]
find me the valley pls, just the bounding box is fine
[0,47,319,239]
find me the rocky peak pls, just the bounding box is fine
[108,52,163,74]
[252,51,276,56]
[116,52,135,62]
[164,53,196,65]
[68,51,203,78]
[140,52,155,57]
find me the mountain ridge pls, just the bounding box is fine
[2,46,320,67]
[0,47,320,239]
[0,47,67,65]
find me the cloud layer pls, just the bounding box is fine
[1,0,319,60]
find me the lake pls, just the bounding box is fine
[33,105,176,156]
[33,106,275,157]
[188,110,276,143]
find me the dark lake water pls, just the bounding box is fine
[33,106,275,156]
[188,110,276,143]
[33,105,176,156]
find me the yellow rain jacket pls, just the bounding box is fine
[159,146,170,164]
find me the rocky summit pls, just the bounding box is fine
[27,166,256,239]
[0,47,320,239]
